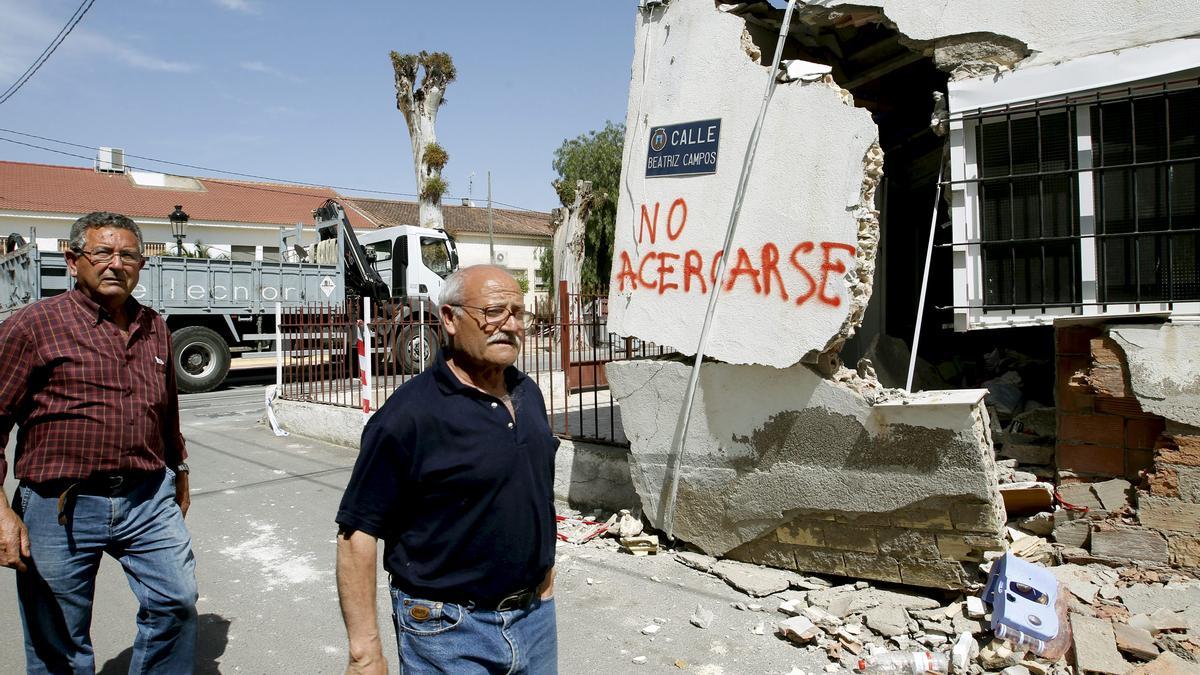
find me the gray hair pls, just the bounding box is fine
[438,264,514,311]
[68,212,144,251]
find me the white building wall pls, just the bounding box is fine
[453,233,549,306]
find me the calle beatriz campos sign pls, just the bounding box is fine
[646,119,721,178]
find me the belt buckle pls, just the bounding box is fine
[496,589,532,612]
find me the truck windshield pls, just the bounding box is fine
[420,237,453,278]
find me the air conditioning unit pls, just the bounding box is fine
[494,251,507,264]
[96,147,126,173]
[639,0,667,10]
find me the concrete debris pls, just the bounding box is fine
[1120,582,1200,617]
[674,551,717,573]
[1092,479,1134,512]
[1050,564,1102,604]
[951,632,979,673]
[1071,613,1133,674]
[689,605,715,629]
[1009,533,1055,565]
[999,666,1031,675]
[1113,621,1161,661]
[1131,651,1195,675]
[752,621,765,635]
[641,624,661,636]
[632,655,648,665]
[863,604,910,638]
[1017,512,1055,537]
[977,639,1021,670]
[965,596,986,620]
[778,616,822,645]
[605,509,644,539]
[1149,608,1189,633]
[1091,527,1171,564]
[710,559,797,597]
[620,535,660,556]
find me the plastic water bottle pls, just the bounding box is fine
[857,651,950,674]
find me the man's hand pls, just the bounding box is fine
[175,471,191,518]
[0,493,30,572]
[337,528,385,674]
[345,638,387,675]
[538,566,555,600]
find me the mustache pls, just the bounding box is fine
[487,331,522,346]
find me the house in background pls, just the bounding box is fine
[0,157,378,260]
[344,197,554,307]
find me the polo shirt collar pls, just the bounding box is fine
[432,349,527,397]
[68,286,147,327]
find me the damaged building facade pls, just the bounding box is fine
[604,0,1200,589]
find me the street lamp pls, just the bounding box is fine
[169,205,189,255]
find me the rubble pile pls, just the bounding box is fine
[681,551,1199,673]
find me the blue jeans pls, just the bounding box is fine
[13,469,198,675]
[391,587,558,674]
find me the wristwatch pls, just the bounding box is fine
[175,462,190,474]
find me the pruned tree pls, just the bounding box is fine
[391,50,456,230]
[551,179,595,296]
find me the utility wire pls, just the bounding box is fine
[0,0,97,107]
[0,128,547,213]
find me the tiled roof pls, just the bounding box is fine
[346,197,554,239]
[0,160,379,230]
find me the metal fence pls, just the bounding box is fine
[276,281,671,446]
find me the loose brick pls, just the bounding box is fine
[1093,395,1146,417]
[822,526,878,553]
[792,547,846,576]
[1059,413,1124,446]
[776,522,824,547]
[1126,417,1166,450]
[1168,533,1200,568]
[1056,379,1095,414]
[876,529,939,559]
[842,552,902,583]
[1057,443,1125,477]
[1137,495,1200,532]
[1157,435,1200,467]
[898,560,968,590]
[1090,526,1169,564]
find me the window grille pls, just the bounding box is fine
[949,76,1200,329]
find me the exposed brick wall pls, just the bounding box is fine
[1055,323,1199,571]
[1055,326,1164,480]
[726,498,1006,590]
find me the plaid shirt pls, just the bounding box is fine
[0,288,186,483]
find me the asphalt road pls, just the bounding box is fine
[1,371,830,674]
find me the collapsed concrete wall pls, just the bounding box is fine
[608,359,1004,589]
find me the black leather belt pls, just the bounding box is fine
[41,471,161,525]
[489,587,538,612]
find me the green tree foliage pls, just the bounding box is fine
[552,121,624,292]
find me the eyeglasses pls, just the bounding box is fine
[74,247,145,266]
[452,304,525,326]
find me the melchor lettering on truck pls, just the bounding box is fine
[130,278,305,302]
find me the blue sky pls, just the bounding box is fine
[0,0,636,212]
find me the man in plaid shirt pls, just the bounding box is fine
[0,212,198,673]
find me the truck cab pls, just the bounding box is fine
[357,225,457,304]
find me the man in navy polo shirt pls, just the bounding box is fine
[336,265,559,675]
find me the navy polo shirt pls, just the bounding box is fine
[335,351,559,606]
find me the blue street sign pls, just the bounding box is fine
[646,118,721,178]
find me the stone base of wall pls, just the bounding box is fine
[726,499,1005,590]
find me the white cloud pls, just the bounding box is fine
[0,1,197,79]
[214,0,259,14]
[240,60,304,83]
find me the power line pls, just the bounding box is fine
[0,126,548,213]
[0,0,97,107]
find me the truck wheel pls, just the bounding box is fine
[394,324,439,374]
[172,326,231,393]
